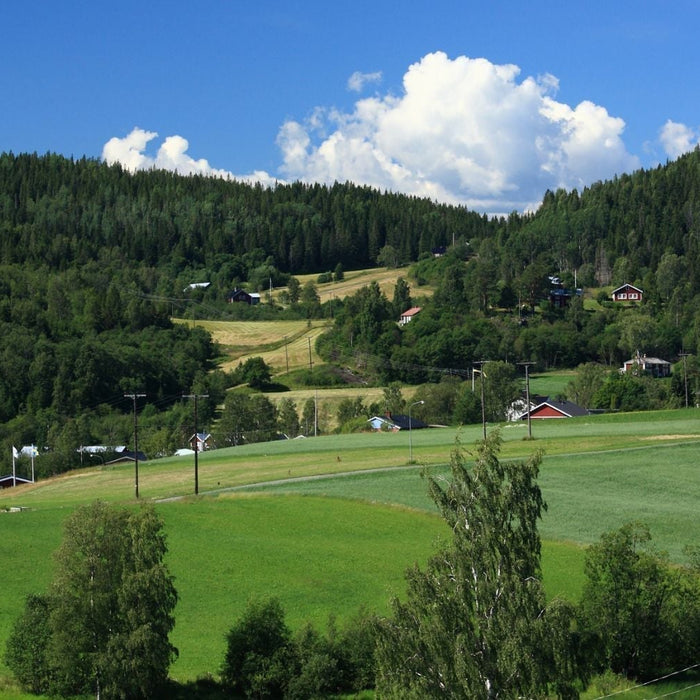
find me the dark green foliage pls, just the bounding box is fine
[216,391,278,446]
[4,594,53,694]
[277,397,300,438]
[221,600,378,699]
[336,396,367,429]
[5,502,178,699]
[391,277,412,316]
[578,522,700,681]
[375,432,584,698]
[233,356,274,389]
[221,598,293,697]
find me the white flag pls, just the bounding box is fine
[12,446,18,459]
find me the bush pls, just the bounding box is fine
[4,594,53,694]
[221,598,293,697]
[221,602,379,698]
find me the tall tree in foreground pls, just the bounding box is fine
[375,431,584,699]
[48,501,178,699]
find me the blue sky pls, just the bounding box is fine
[2,1,699,214]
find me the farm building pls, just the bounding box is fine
[0,475,33,489]
[611,284,643,303]
[189,432,212,451]
[105,449,147,465]
[399,307,421,325]
[519,400,589,420]
[622,353,671,378]
[227,288,260,305]
[368,412,429,431]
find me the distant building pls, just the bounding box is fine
[0,475,33,489]
[549,287,582,309]
[105,448,147,465]
[611,284,643,303]
[189,432,212,451]
[227,288,260,305]
[399,307,421,325]
[622,353,671,378]
[368,412,429,431]
[184,282,211,291]
[519,400,589,420]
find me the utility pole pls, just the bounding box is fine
[474,361,487,440]
[125,393,146,498]
[183,393,209,495]
[518,362,536,440]
[679,353,690,408]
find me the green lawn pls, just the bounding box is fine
[1,408,699,691]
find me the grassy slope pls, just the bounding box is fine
[2,410,700,684]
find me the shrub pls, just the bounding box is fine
[221,598,293,697]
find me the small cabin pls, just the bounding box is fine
[611,284,643,303]
[399,307,421,326]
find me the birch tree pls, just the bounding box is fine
[375,431,583,699]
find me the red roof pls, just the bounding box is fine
[401,307,422,317]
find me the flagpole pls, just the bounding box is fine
[31,445,35,483]
[11,446,16,487]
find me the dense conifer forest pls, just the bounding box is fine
[1,149,700,474]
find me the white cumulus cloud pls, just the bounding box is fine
[279,52,640,213]
[659,119,699,159]
[101,127,278,187]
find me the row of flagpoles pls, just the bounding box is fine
[11,445,37,486]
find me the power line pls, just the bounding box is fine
[592,663,700,699]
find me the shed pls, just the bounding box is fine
[0,475,33,489]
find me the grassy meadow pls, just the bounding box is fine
[2,408,700,692]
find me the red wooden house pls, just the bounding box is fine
[611,284,643,303]
[519,400,589,420]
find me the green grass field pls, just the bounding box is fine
[1,408,700,695]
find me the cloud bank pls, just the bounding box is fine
[279,52,641,213]
[101,128,278,188]
[105,52,698,214]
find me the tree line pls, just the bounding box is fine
[3,148,700,470]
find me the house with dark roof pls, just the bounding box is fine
[519,400,589,420]
[105,449,147,465]
[368,412,429,431]
[189,432,212,451]
[227,288,260,305]
[0,475,33,489]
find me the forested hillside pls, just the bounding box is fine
[2,149,700,475]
